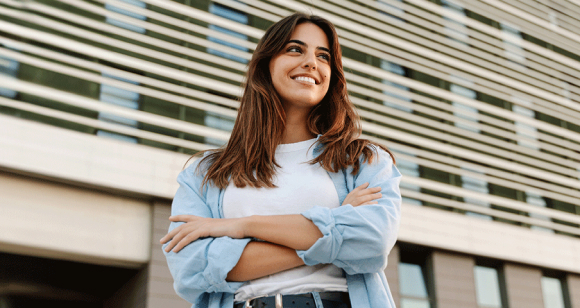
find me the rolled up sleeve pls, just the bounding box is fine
[163,164,251,304]
[297,149,402,275]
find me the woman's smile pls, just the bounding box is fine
[293,75,317,85]
[269,22,331,110]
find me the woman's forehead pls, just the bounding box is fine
[287,23,330,49]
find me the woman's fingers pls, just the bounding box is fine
[163,223,203,253]
[161,215,202,248]
[366,186,382,193]
[171,230,202,253]
[353,182,370,191]
[160,223,184,244]
[343,184,382,207]
[163,227,187,252]
[161,217,246,252]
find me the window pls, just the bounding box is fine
[207,3,249,64]
[545,198,580,236]
[474,265,506,308]
[0,44,19,99]
[441,0,469,47]
[97,73,141,143]
[381,61,412,113]
[512,97,539,151]
[448,78,492,220]
[450,81,478,133]
[377,0,405,23]
[392,148,422,206]
[104,0,147,34]
[399,248,433,308]
[526,191,553,233]
[541,275,570,308]
[501,22,527,68]
[205,3,247,146]
[97,0,147,143]
[461,166,492,220]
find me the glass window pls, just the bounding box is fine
[461,166,492,220]
[450,81,479,133]
[399,249,433,308]
[381,60,412,113]
[441,0,469,46]
[104,0,147,34]
[541,276,568,308]
[377,0,405,23]
[97,73,141,143]
[526,191,553,233]
[97,0,146,143]
[207,3,249,64]
[512,97,539,150]
[205,3,247,146]
[501,22,527,68]
[0,43,20,99]
[392,148,422,206]
[474,266,504,308]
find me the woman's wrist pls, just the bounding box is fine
[242,215,260,239]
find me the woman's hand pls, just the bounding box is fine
[342,182,382,207]
[160,215,247,253]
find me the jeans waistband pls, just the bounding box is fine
[234,291,350,308]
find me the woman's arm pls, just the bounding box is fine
[297,148,402,275]
[161,182,382,252]
[226,241,304,281]
[163,164,252,304]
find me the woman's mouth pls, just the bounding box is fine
[293,76,316,85]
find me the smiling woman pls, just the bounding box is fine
[269,23,331,113]
[161,12,402,308]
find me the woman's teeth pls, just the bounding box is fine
[294,76,316,84]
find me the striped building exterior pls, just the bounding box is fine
[1,0,580,307]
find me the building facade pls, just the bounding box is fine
[1,0,580,307]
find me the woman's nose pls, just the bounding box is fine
[302,53,317,70]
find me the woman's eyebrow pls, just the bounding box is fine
[287,39,331,54]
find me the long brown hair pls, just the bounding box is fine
[195,12,394,189]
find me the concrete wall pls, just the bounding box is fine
[431,251,477,308]
[568,274,580,308]
[146,202,190,308]
[0,172,151,267]
[503,263,543,308]
[399,203,580,274]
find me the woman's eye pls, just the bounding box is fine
[319,54,330,61]
[287,46,301,53]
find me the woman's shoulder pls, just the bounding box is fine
[356,140,394,165]
[179,151,218,183]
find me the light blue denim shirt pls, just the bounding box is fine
[163,140,402,308]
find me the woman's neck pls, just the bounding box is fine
[281,106,316,144]
[281,124,315,144]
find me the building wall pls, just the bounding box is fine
[569,274,580,308]
[0,170,151,267]
[146,202,190,308]
[431,251,477,308]
[504,263,544,308]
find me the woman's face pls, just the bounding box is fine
[269,22,331,111]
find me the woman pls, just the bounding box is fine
[161,12,401,308]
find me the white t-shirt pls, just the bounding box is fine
[222,138,348,301]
